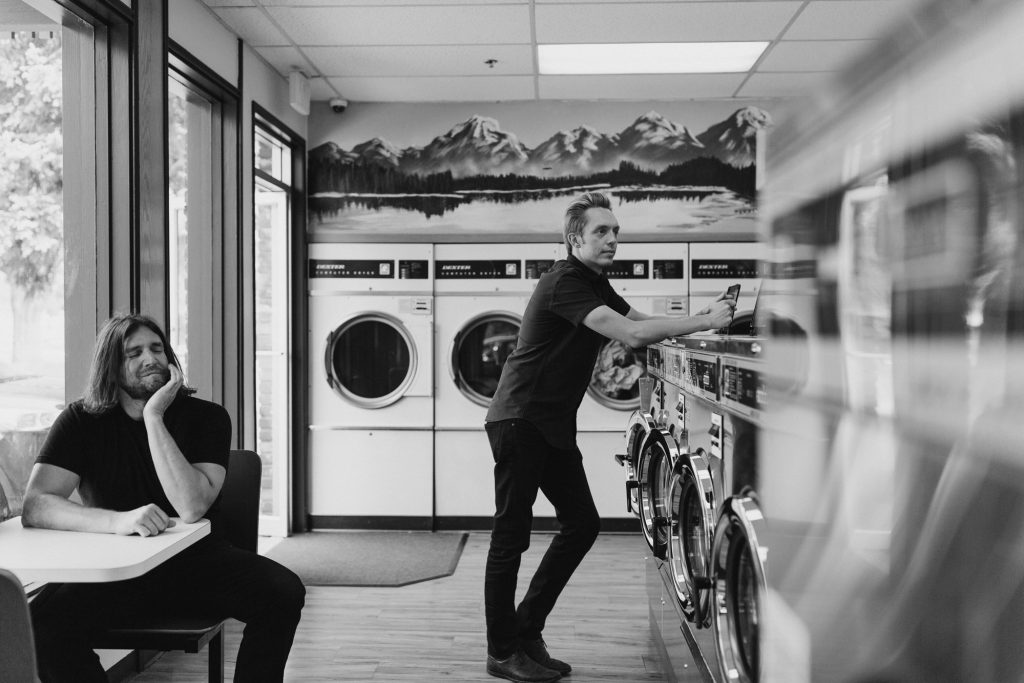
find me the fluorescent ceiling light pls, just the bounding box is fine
[538,42,768,75]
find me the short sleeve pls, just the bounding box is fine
[184,401,232,469]
[35,404,87,476]
[549,273,606,326]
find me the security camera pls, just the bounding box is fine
[329,97,348,114]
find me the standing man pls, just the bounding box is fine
[483,192,735,682]
[23,314,305,682]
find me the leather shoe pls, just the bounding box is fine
[522,638,572,675]
[487,649,561,682]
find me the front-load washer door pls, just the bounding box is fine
[669,449,716,627]
[712,494,768,683]
[450,312,521,407]
[622,410,656,516]
[637,427,679,559]
[326,312,418,408]
[587,339,646,410]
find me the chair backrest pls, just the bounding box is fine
[221,450,262,553]
[0,568,37,681]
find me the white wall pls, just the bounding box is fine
[168,0,237,85]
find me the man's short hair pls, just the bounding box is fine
[563,191,611,255]
[82,314,186,414]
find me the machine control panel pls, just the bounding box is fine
[435,260,521,279]
[605,260,649,279]
[720,358,765,422]
[684,351,719,402]
[311,259,395,278]
[690,259,761,279]
[652,260,685,279]
[524,260,555,279]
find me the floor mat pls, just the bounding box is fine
[264,531,469,587]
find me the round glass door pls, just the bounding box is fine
[587,339,645,409]
[638,428,678,557]
[669,451,716,626]
[624,411,656,517]
[451,312,520,406]
[712,495,767,683]
[325,313,417,408]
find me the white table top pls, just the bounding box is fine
[0,517,210,583]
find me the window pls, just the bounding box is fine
[253,111,302,536]
[0,0,115,521]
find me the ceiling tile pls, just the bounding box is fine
[309,76,337,101]
[784,1,919,40]
[737,71,833,97]
[759,39,876,71]
[253,46,315,78]
[211,7,289,46]
[265,5,532,46]
[304,45,535,78]
[536,2,803,43]
[325,76,537,102]
[539,74,746,100]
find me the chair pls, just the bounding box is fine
[91,449,262,683]
[0,567,39,681]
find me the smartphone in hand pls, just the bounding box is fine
[725,284,741,302]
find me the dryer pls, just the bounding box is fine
[432,242,561,523]
[307,243,434,527]
[689,242,765,334]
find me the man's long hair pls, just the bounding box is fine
[563,191,611,255]
[82,314,190,414]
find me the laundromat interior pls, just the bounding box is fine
[3,0,1024,680]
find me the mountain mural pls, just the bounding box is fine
[310,106,772,192]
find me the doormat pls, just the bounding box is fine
[264,531,468,587]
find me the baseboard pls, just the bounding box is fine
[308,515,639,533]
[434,516,640,532]
[309,515,434,530]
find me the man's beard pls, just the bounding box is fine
[121,366,170,400]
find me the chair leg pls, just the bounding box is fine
[208,629,224,683]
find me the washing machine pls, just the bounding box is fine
[432,242,562,524]
[307,243,435,526]
[689,241,765,335]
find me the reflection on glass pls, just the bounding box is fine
[838,181,893,415]
[455,317,518,403]
[733,542,760,679]
[168,75,213,382]
[255,178,288,517]
[589,339,644,406]
[0,28,66,522]
[332,319,411,400]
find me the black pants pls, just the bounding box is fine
[30,538,305,683]
[484,419,601,659]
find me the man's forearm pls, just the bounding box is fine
[144,416,216,522]
[22,493,120,533]
[628,314,712,346]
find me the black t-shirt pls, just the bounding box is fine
[486,254,630,448]
[36,395,232,534]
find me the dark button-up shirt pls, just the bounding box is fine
[486,254,630,448]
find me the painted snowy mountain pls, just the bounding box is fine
[696,106,773,168]
[614,111,706,169]
[351,137,404,171]
[527,125,619,174]
[308,108,772,190]
[400,115,530,177]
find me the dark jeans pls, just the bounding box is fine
[484,419,601,658]
[30,538,305,683]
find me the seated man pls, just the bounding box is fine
[23,314,305,683]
